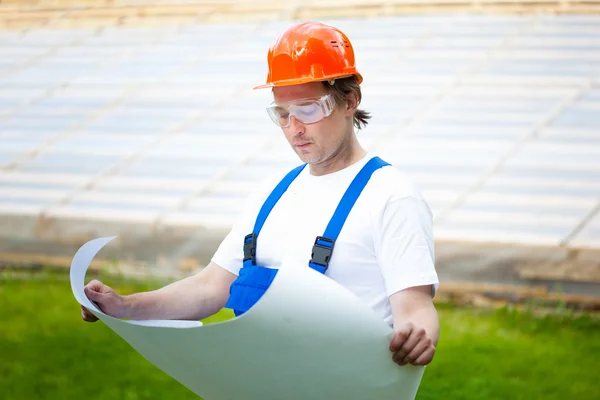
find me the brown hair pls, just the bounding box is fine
[322,76,371,130]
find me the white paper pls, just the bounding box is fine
[70,237,425,400]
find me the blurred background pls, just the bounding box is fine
[1,1,600,400]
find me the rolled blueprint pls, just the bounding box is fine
[70,237,424,400]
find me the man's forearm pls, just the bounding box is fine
[122,263,236,321]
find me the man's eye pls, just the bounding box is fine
[297,106,318,117]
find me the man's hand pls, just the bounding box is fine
[81,280,128,322]
[389,321,436,366]
[389,285,439,367]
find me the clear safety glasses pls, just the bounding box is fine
[266,94,336,128]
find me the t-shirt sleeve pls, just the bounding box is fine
[374,195,439,297]
[210,173,283,276]
[210,206,253,276]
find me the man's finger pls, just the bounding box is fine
[392,327,426,362]
[81,306,98,322]
[86,313,98,322]
[400,336,432,366]
[389,321,413,352]
[412,345,436,366]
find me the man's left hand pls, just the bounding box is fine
[389,321,436,366]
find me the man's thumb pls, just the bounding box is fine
[84,286,102,302]
[390,321,413,351]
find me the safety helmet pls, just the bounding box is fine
[254,21,363,89]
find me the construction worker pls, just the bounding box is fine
[81,21,440,367]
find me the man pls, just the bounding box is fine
[82,21,440,367]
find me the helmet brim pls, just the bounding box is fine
[253,73,363,90]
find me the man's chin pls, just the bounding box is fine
[295,152,319,164]
[292,145,323,164]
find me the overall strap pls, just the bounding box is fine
[226,163,306,316]
[243,163,307,268]
[308,156,390,273]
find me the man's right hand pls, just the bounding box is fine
[81,280,128,322]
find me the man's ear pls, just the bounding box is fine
[345,91,359,115]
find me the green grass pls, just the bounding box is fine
[1,270,599,400]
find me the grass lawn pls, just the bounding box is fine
[1,270,599,400]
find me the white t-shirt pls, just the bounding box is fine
[212,153,439,326]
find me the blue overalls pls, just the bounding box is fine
[225,156,390,316]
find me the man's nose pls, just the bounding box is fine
[289,116,305,136]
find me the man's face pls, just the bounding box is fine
[272,82,351,165]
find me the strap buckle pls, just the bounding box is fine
[243,233,257,265]
[310,236,335,271]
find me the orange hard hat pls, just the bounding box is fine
[254,21,363,90]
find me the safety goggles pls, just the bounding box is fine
[266,94,336,127]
